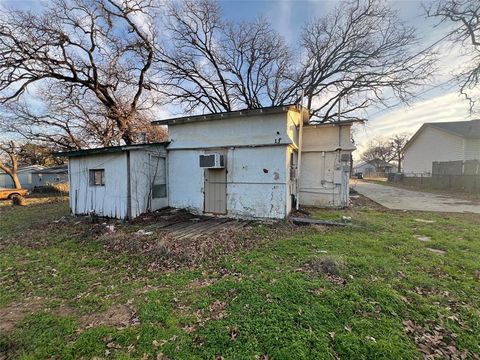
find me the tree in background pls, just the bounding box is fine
[157,0,435,121]
[426,0,480,112]
[17,144,64,167]
[389,133,410,172]
[361,138,394,168]
[361,133,410,172]
[0,0,161,145]
[0,141,21,189]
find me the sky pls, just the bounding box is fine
[1,0,476,159]
[217,0,476,158]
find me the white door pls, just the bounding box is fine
[150,155,168,210]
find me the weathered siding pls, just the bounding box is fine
[69,153,128,218]
[299,125,354,207]
[168,149,205,213]
[168,113,292,149]
[226,146,287,218]
[404,127,465,175]
[129,148,168,218]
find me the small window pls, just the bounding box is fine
[89,169,105,186]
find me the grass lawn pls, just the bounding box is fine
[1,196,479,359]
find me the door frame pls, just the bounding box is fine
[203,149,227,214]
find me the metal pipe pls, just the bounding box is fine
[296,92,305,210]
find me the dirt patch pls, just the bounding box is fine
[80,304,139,330]
[93,210,299,271]
[0,297,44,333]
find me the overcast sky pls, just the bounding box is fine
[1,0,476,159]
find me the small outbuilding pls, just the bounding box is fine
[58,143,168,219]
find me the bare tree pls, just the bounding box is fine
[0,0,161,144]
[1,85,168,151]
[426,0,480,112]
[293,0,436,122]
[389,133,410,172]
[156,0,293,113]
[362,138,394,166]
[0,141,21,189]
[157,0,434,120]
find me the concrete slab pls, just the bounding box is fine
[353,181,480,214]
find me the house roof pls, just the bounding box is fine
[405,119,480,151]
[428,119,480,138]
[55,142,169,158]
[151,104,310,126]
[0,165,45,174]
[31,165,68,174]
[354,159,393,168]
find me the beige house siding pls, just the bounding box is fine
[404,127,465,175]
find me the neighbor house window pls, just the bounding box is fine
[89,169,105,186]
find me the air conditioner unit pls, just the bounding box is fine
[199,153,224,168]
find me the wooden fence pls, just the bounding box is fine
[390,160,480,193]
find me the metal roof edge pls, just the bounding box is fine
[55,142,170,158]
[152,104,309,126]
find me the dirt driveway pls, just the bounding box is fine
[353,180,480,214]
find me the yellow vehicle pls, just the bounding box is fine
[0,188,28,200]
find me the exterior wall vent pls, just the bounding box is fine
[199,154,225,168]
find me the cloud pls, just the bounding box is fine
[353,91,474,159]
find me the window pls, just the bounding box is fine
[151,156,167,198]
[89,169,105,186]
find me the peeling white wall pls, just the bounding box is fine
[69,153,128,218]
[299,125,354,207]
[226,146,287,219]
[168,113,294,149]
[168,149,205,214]
[130,148,168,218]
[167,111,295,219]
[68,145,167,219]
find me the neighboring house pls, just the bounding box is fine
[0,165,45,190]
[353,159,394,176]
[32,165,69,186]
[403,120,480,175]
[60,105,358,219]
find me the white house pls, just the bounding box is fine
[353,159,395,177]
[403,120,480,175]
[60,105,358,219]
[0,165,45,190]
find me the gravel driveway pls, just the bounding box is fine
[352,181,480,213]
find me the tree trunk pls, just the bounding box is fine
[397,154,402,173]
[11,172,22,189]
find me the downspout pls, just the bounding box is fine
[126,150,132,220]
[296,104,304,210]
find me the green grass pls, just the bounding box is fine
[1,198,479,359]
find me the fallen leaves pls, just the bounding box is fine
[403,320,470,359]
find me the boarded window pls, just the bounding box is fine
[89,169,105,186]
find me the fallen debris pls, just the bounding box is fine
[426,248,446,255]
[415,235,431,242]
[290,217,347,227]
[414,219,436,223]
